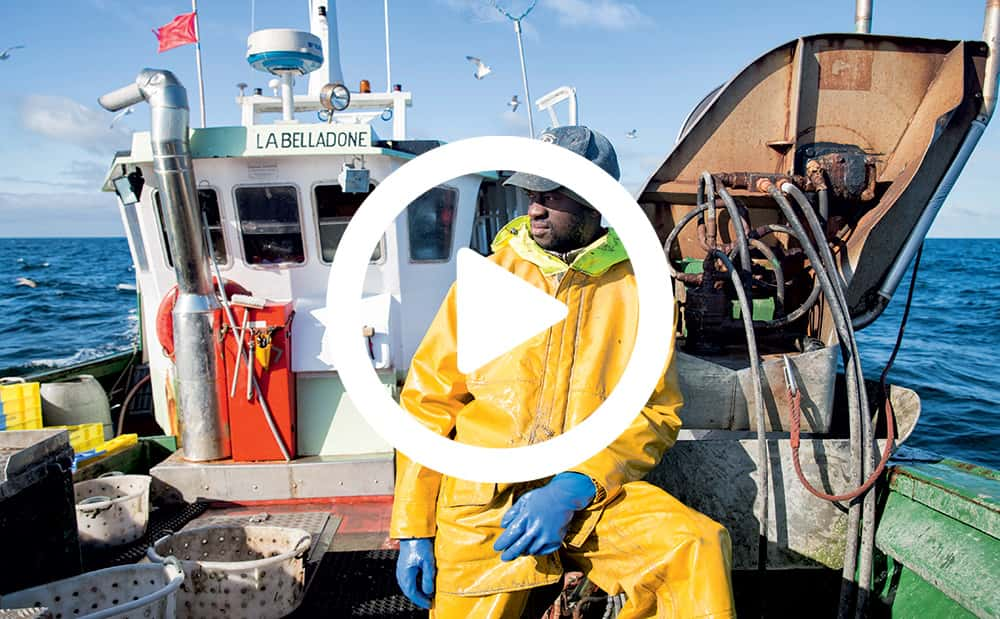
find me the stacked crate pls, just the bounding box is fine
[0,381,43,431]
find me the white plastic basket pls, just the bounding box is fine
[74,474,152,550]
[146,525,311,619]
[0,558,184,619]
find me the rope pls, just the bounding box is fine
[787,242,923,503]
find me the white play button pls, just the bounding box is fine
[456,248,568,374]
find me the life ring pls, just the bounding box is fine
[156,278,250,360]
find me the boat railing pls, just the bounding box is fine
[237,90,412,140]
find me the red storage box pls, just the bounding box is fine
[222,302,296,461]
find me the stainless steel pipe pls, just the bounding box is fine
[855,0,872,34]
[100,70,229,461]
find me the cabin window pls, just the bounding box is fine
[408,186,457,262]
[313,183,382,263]
[234,185,305,265]
[154,188,228,267]
[471,181,523,256]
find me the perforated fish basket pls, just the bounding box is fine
[0,558,184,619]
[146,525,311,619]
[74,474,151,550]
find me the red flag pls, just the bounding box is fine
[153,12,198,53]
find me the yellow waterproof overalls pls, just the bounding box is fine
[390,217,735,618]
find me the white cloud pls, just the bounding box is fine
[20,95,133,155]
[0,161,110,192]
[544,0,646,30]
[0,191,124,237]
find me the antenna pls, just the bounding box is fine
[489,1,539,137]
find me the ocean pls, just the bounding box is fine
[0,237,997,469]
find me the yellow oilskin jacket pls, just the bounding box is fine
[389,216,683,596]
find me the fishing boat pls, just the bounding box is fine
[1,0,997,617]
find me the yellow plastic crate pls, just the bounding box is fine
[74,434,139,467]
[0,380,42,430]
[48,422,105,453]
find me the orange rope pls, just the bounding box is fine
[789,389,895,502]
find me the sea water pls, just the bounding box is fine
[0,237,997,469]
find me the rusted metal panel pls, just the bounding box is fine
[818,49,874,91]
[637,34,984,328]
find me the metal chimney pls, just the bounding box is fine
[99,70,230,461]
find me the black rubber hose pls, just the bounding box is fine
[782,183,875,618]
[710,249,769,593]
[748,238,785,306]
[767,185,866,618]
[664,205,710,278]
[698,172,718,249]
[717,186,753,277]
[666,206,820,328]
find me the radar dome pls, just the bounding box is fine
[247,29,323,75]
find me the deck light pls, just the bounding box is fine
[359,79,371,93]
[319,82,351,112]
[112,166,144,205]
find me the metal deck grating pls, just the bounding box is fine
[287,548,423,618]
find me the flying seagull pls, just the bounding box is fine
[626,129,638,139]
[507,95,519,112]
[0,45,24,61]
[466,55,492,80]
[109,106,133,129]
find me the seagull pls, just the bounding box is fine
[466,55,492,80]
[0,45,24,61]
[109,106,133,129]
[507,95,519,112]
[626,129,638,139]
[15,277,37,288]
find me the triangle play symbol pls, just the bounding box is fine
[456,247,568,374]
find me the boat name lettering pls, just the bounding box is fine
[253,128,370,151]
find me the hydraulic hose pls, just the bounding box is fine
[765,184,865,617]
[748,238,785,306]
[717,186,753,277]
[709,249,769,593]
[666,206,818,328]
[698,172,719,250]
[782,184,879,617]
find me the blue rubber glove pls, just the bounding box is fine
[396,537,436,609]
[493,472,596,562]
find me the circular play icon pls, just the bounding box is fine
[325,136,674,483]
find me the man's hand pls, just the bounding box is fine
[493,472,596,562]
[396,537,436,609]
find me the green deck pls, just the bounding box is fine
[875,459,1000,618]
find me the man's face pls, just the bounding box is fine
[526,190,602,253]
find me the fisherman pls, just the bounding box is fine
[391,126,736,618]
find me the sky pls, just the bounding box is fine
[0,0,997,237]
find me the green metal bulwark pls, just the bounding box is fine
[875,460,1000,618]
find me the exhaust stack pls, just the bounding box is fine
[99,70,230,461]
